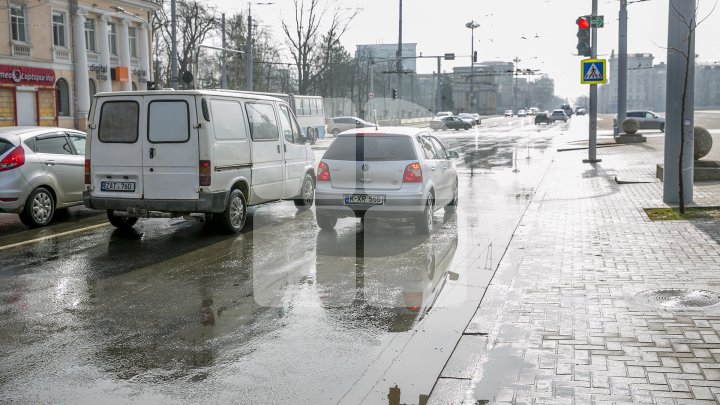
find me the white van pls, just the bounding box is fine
[83,90,316,233]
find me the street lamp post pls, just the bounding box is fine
[512,57,521,113]
[247,2,274,91]
[466,21,480,112]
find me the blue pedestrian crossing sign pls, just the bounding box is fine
[580,59,607,84]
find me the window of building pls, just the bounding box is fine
[56,79,70,117]
[89,79,96,99]
[128,27,137,58]
[108,23,117,55]
[85,19,96,52]
[52,11,67,47]
[10,4,28,43]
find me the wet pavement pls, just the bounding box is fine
[0,116,563,403]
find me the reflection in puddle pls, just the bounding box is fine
[471,345,528,403]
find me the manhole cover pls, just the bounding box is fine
[636,289,720,309]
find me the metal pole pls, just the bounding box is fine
[587,0,600,162]
[617,0,628,135]
[221,13,227,88]
[470,25,474,112]
[663,0,696,204]
[247,4,253,91]
[370,60,375,119]
[396,0,403,122]
[170,0,178,89]
[436,56,441,114]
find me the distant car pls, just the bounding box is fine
[457,113,476,126]
[435,111,453,118]
[429,116,472,131]
[0,126,87,227]
[517,109,527,117]
[534,112,550,125]
[550,109,568,122]
[327,116,375,136]
[576,107,587,116]
[470,113,482,125]
[504,110,513,117]
[315,127,459,234]
[529,107,540,115]
[613,110,665,132]
[560,104,574,117]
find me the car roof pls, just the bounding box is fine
[336,126,427,137]
[0,126,83,139]
[94,89,286,103]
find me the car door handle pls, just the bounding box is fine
[149,148,155,159]
[44,160,56,166]
[277,145,281,153]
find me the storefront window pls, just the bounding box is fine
[52,11,66,47]
[56,79,70,116]
[85,19,96,52]
[89,79,96,99]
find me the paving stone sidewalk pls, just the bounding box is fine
[431,137,720,404]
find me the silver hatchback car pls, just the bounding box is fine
[0,127,86,227]
[315,127,459,234]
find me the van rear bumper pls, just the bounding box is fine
[83,190,228,213]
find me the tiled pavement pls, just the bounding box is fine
[431,136,720,404]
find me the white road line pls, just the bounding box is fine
[0,223,111,252]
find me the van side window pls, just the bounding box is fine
[98,101,139,143]
[148,100,190,143]
[279,105,303,144]
[210,99,247,140]
[246,103,279,141]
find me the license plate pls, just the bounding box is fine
[344,194,385,205]
[101,181,136,192]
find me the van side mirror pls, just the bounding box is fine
[449,151,459,159]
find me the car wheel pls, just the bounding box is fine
[660,123,665,132]
[294,174,315,209]
[316,211,337,231]
[331,128,340,137]
[106,210,139,229]
[307,127,317,144]
[19,187,55,228]
[442,124,448,131]
[446,179,458,213]
[464,124,470,130]
[217,189,247,234]
[415,194,434,235]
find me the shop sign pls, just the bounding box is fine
[89,64,109,80]
[132,68,148,83]
[0,65,56,86]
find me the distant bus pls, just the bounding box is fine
[234,91,326,144]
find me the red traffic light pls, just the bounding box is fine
[576,16,590,29]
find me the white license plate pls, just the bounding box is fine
[344,194,385,205]
[101,181,136,192]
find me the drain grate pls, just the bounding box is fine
[636,289,720,309]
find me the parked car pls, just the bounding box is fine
[560,104,574,117]
[0,126,87,227]
[471,113,482,125]
[327,116,375,137]
[457,113,476,126]
[550,109,569,122]
[534,112,550,125]
[575,107,587,116]
[84,90,316,234]
[435,111,453,118]
[429,116,472,131]
[314,127,459,234]
[504,110,514,117]
[613,110,665,132]
[517,109,527,117]
[529,107,540,115]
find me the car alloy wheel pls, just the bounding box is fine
[294,174,315,209]
[19,187,55,227]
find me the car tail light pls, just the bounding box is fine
[199,160,211,186]
[84,159,91,185]
[404,292,423,313]
[0,146,24,172]
[403,163,423,183]
[317,161,330,182]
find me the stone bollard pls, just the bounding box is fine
[694,126,713,160]
[622,118,640,135]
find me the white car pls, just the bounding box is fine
[614,110,665,132]
[314,127,459,234]
[0,127,87,227]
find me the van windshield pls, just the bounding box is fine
[323,135,416,161]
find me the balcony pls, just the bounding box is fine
[11,43,31,57]
[87,53,99,64]
[53,48,71,63]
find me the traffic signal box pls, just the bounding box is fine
[576,16,592,57]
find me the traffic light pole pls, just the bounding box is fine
[617,0,628,136]
[585,0,601,163]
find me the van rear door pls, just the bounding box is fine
[90,97,144,200]
[143,96,199,200]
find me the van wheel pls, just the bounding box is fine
[414,195,434,235]
[107,210,139,229]
[19,187,55,228]
[331,128,340,137]
[218,189,247,234]
[307,127,317,144]
[316,211,337,231]
[294,174,315,209]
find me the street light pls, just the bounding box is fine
[465,21,480,112]
[247,2,274,91]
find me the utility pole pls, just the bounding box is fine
[586,0,600,163]
[436,56,442,114]
[396,0,402,122]
[466,21,480,113]
[221,13,227,89]
[663,0,696,205]
[170,0,178,89]
[617,0,628,136]
[247,4,253,91]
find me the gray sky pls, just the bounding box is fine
[207,0,720,101]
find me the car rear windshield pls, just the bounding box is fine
[0,139,13,156]
[323,135,417,161]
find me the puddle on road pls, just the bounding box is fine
[470,345,529,403]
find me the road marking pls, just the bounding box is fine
[0,222,111,252]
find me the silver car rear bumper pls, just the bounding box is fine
[316,189,427,218]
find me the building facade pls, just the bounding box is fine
[1,0,158,129]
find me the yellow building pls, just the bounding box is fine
[1,0,159,129]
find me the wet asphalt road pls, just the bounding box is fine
[0,116,570,404]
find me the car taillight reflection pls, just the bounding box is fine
[0,146,25,172]
[317,161,330,182]
[402,162,423,183]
